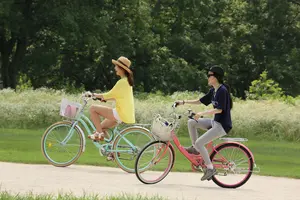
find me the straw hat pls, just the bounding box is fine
[112,56,132,73]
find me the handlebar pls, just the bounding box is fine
[81,93,107,103]
[172,102,203,121]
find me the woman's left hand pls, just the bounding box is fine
[194,112,204,120]
[98,94,104,100]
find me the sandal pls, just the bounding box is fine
[88,131,105,141]
[106,152,121,161]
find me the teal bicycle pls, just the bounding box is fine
[41,94,154,173]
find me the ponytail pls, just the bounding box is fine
[223,83,233,109]
[125,71,134,87]
[214,74,233,110]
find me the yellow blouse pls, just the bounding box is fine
[102,77,135,123]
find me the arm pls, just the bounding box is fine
[194,108,222,120]
[176,99,201,105]
[92,93,114,101]
[195,88,226,119]
[183,99,202,105]
[176,89,213,106]
[94,80,122,101]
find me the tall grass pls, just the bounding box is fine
[0,88,299,142]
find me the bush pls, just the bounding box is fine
[0,88,299,142]
[246,70,283,100]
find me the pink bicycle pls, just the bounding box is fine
[134,103,260,188]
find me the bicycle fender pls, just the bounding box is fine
[213,142,255,163]
[119,125,151,134]
[74,124,86,152]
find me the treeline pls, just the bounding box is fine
[0,0,300,98]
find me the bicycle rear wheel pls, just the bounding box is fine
[112,127,154,173]
[210,143,253,188]
[135,141,175,184]
[41,121,84,167]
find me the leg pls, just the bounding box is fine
[185,118,213,154]
[188,118,213,145]
[101,119,118,160]
[194,121,226,180]
[101,119,117,139]
[89,105,116,140]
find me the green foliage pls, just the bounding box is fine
[64,79,85,94]
[16,74,33,92]
[1,0,300,98]
[247,70,283,100]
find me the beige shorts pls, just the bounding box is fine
[113,108,122,124]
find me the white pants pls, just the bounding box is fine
[113,108,122,124]
[188,119,226,167]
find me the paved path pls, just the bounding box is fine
[0,162,299,200]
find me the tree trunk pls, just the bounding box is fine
[0,31,16,88]
[0,37,27,89]
[8,38,27,89]
[1,52,10,88]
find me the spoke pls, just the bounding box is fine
[62,144,81,147]
[46,135,61,143]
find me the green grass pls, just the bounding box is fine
[1,128,300,179]
[0,191,168,200]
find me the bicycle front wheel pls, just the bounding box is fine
[112,127,154,173]
[135,141,175,184]
[41,121,84,167]
[210,143,254,188]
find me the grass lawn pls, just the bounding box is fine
[0,191,167,200]
[0,128,300,178]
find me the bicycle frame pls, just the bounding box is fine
[61,96,149,155]
[157,130,257,172]
[150,103,259,172]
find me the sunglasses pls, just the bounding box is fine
[207,74,215,78]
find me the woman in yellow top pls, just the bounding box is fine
[86,56,135,141]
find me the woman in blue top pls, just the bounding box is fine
[175,66,233,181]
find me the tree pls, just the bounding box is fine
[246,70,283,100]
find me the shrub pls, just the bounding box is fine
[0,88,299,142]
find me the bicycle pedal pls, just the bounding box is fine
[106,156,114,161]
[106,153,115,161]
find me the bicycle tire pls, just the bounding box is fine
[135,141,175,184]
[112,127,154,173]
[210,142,254,188]
[41,121,84,167]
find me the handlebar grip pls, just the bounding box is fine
[98,98,107,102]
[92,96,107,102]
[188,112,196,119]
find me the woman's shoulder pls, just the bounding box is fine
[115,77,129,86]
[218,84,229,94]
